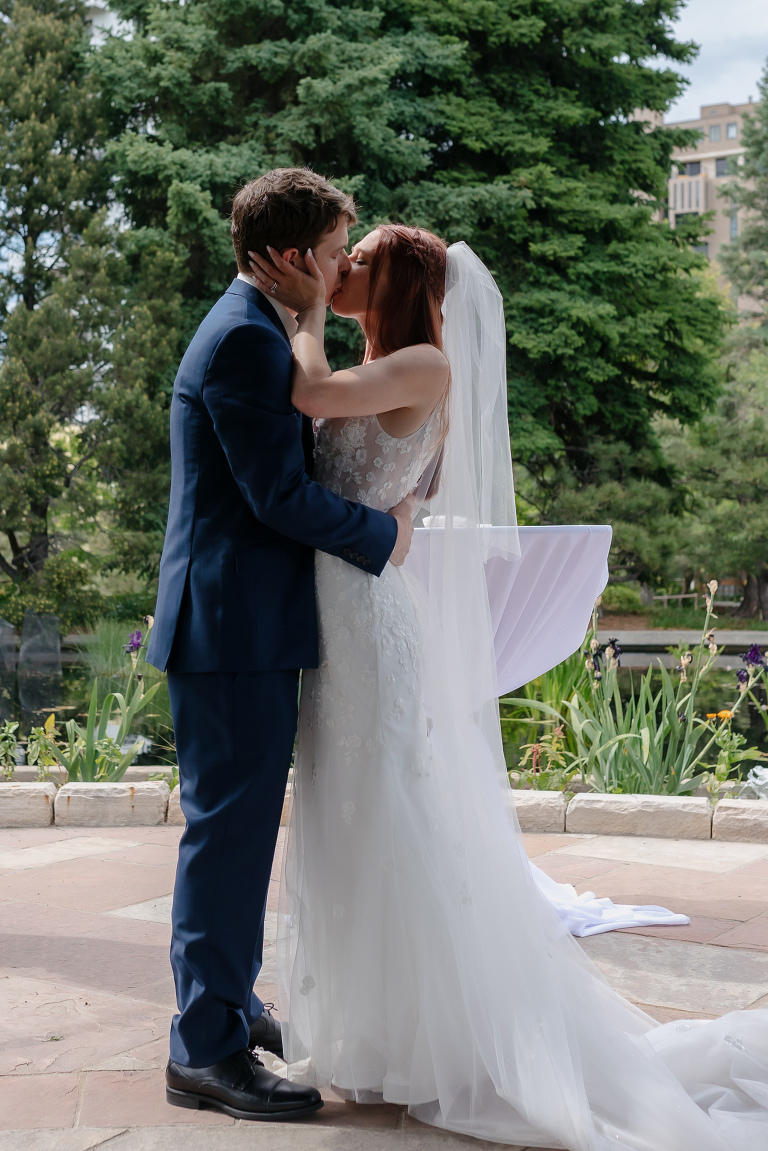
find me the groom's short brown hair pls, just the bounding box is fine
[230,168,357,271]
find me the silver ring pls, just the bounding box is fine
[270,281,278,295]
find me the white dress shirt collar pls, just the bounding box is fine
[237,272,299,340]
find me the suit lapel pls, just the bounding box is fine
[225,278,314,470]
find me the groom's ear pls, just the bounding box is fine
[279,247,301,268]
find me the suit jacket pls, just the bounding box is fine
[145,278,397,673]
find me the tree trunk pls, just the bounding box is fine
[7,504,49,580]
[737,565,768,619]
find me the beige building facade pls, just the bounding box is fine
[666,100,759,267]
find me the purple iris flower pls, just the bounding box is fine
[124,630,143,655]
[737,668,749,685]
[741,644,765,668]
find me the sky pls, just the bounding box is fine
[664,0,768,122]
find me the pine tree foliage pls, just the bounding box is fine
[96,0,727,480]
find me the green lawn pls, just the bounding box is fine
[647,607,768,630]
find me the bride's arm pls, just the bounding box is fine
[248,247,447,419]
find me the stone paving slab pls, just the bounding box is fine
[1,824,767,1148]
[551,833,768,872]
[0,838,142,873]
[0,1129,537,1151]
[579,932,768,1014]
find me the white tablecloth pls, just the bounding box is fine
[405,525,613,696]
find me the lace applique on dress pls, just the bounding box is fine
[313,407,442,513]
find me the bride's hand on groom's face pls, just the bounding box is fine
[248,247,326,315]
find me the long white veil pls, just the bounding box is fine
[418,240,520,560]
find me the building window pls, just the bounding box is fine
[727,122,738,139]
[672,183,677,209]
[730,212,738,240]
[709,124,721,142]
[716,157,729,177]
[692,243,709,258]
[685,161,700,176]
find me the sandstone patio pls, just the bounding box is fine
[1,825,768,1150]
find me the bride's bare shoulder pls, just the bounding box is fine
[386,343,449,377]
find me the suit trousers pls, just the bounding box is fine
[167,669,299,1067]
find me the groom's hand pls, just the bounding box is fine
[388,494,416,567]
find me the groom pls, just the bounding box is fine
[146,168,413,1120]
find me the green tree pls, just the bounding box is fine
[96,0,725,443]
[0,1,184,609]
[659,349,768,617]
[0,0,107,579]
[719,61,768,324]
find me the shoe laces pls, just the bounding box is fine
[243,1048,264,1079]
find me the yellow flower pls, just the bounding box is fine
[717,710,734,720]
[706,713,717,719]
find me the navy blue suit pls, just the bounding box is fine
[146,279,396,1067]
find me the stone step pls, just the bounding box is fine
[713,798,768,843]
[566,792,713,839]
[53,781,170,827]
[2,778,765,842]
[0,782,56,828]
[509,789,566,832]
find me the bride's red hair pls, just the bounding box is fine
[365,225,448,499]
[365,224,448,357]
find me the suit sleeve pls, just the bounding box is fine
[203,321,398,577]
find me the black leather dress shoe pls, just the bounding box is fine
[248,1002,284,1058]
[166,1049,322,1120]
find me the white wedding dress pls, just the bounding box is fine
[275,241,768,1148]
[275,407,768,1151]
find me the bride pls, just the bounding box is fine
[247,228,768,1150]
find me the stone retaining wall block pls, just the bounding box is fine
[54,781,170,827]
[712,798,768,843]
[0,782,56,827]
[566,793,712,839]
[509,789,567,833]
[167,785,185,826]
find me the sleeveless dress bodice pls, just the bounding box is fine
[313,409,442,512]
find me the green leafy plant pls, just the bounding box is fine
[600,585,644,615]
[505,585,768,796]
[501,647,589,765]
[27,714,61,781]
[40,676,160,783]
[700,720,767,803]
[148,763,179,791]
[0,721,19,779]
[513,725,581,792]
